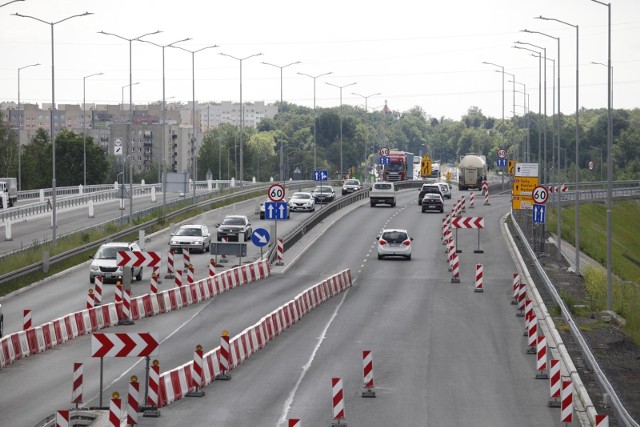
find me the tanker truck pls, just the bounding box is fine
[458,154,487,190]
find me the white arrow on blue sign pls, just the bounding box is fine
[379,156,390,165]
[314,170,328,181]
[497,158,507,167]
[533,204,546,224]
[251,228,270,247]
[264,201,289,220]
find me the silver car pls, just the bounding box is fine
[288,192,316,212]
[89,241,143,283]
[169,224,211,253]
[437,182,452,199]
[376,229,413,260]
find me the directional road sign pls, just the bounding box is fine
[116,250,162,267]
[533,204,546,224]
[532,185,549,204]
[251,228,270,247]
[267,183,285,202]
[515,162,539,177]
[264,201,289,220]
[314,169,328,181]
[379,156,390,165]
[450,217,485,229]
[497,158,507,167]
[91,332,159,358]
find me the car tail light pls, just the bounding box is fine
[379,239,387,246]
[402,239,411,246]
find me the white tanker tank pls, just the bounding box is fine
[458,154,487,190]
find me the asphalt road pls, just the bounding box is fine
[0,186,573,426]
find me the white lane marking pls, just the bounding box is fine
[277,288,351,426]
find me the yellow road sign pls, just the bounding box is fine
[512,194,534,210]
[508,159,518,175]
[513,177,539,195]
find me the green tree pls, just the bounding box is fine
[0,112,18,177]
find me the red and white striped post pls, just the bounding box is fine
[362,350,376,398]
[86,288,95,310]
[276,238,284,266]
[483,180,490,205]
[548,359,561,407]
[469,192,475,208]
[174,269,183,287]
[511,273,520,305]
[23,309,32,330]
[527,312,538,354]
[536,335,549,379]
[165,249,175,278]
[450,253,460,283]
[447,241,456,271]
[71,362,83,406]
[120,289,132,324]
[216,331,231,380]
[561,379,573,424]
[150,268,159,294]
[288,419,301,427]
[443,227,452,251]
[595,414,609,427]
[127,376,139,426]
[460,195,466,212]
[219,237,229,263]
[441,215,447,242]
[115,283,123,304]
[182,247,190,269]
[109,392,122,427]
[94,276,103,305]
[209,258,216,277]
[516,283,526,317]
[55,410,70,427]
[474,264,484,293]
[331,377,346,426]
[524,299,533,335]
[187,345,205,397]
[186,264,195,284]
[144,359,161,417]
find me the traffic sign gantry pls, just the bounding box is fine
[532,185,549,205]
[91,333,159,357]
[116,251,161,267]
[267,184,285,202]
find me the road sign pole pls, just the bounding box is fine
[99,357,104,408]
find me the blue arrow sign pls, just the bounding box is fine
[251,228,270,247]
[264,201,289,220]
[314,169,328,181]
[497,158,507,167]
[379,156,390,165]
[533,204,546,224]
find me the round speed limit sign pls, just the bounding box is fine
[379,147,390,157]
[267,184,285,202]
[497,148,507,159]
[532,185,549,204]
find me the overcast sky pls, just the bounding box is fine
[1,0,638,120]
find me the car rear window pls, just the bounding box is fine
[374,183,392,190]
[381,231,408,243]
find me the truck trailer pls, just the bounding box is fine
[0,177,18,208]
[458,154,487,190]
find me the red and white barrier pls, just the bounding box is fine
[86,289,95,310]
[450,254,460,283]
[460,195,466,212]
[189,345,205,395]
[71,362,83,405]
[332,377,346,423]
[536,336,548,379]
[289,419,301,427]
[475,264,483,293]
[122,290,132,320]
[148,360,160,408]
[23,309,32,331]
[362,350,376,397]
[166,249,175,278]
[447,241,456,271]
[561,379,573,423]
[187,265,195,284]
[55,409,69,427]
[511,273,520,305]
[127,378,139,426]
[209,259,216,277]
[182,247,190,268]
[217,333,231,380]
[115,284,123,304]
[527,312,538,354]
[276,238,284,266]
[469,192,475,208]
[549,359,561,406]
[94,276,103,304]
[150,267,159,294]
[109,394,121,427]
[482,180,490,205]
[174,270,183,287]
[516,283,526,317]
[595,414,609,427]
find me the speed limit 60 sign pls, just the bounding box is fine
[268,184,285,202]
[532,185,549,204]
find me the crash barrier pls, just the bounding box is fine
[0,259,271,370]
[157,269,352,407]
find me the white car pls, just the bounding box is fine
[89,241,143,283]
[342,179,362,195]
[169,224,211,253]
[376,229,413,260]
[288,192,315,212]
[437,182,452,199]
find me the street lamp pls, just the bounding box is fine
[14,10,93,247]
[172,43,219,200]
[326,81,357,179]
[352,92,381,182]
[298,71,333,172]
[219,52,263,183]
[536,15,581,273]
[121,82,140,109]
[522,28,562,261]
[83,72,103,187]
[262,60,301,182]
[17,62,40,191]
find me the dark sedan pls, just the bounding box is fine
[421,193,444,213]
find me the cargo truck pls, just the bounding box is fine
[458,154,487,190]
[382,151,414,181]
[0,177,18,208]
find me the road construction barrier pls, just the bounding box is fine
[524,299,533,335]
[127,377,139,426]
[209,259,216,277]
[56,409,69,427]
[447,241,455,272]
[460,195,466,212]
[511,273,520,305]
[516,283,526,317]
[450,254,460,283]
[527,312,538,354]
[276,238,284,266]
[549,359,561,407]
[150,268,159,294]
[362,350,376,398]
[72,362,83,405]
[595,414,609,426]
[475,264,483,292]
[536,336,548,379]
[216,333,231,380]
[174,270,183,287]
[187,345,206,396]
[182,247,190,268]
[86,289,95,310]
[115,284,122,304]
[165,249,175,278]
[288,419,300,427]
[482,180,490,205]
[441,216,447,242]
[109,394,121,427]
[561,379,573,423]
[144,359,161,417]
[332,377,346,426]
[187,265,195,284]
[469,192,475,208]
[94,276,103,304]
[122,290,132,320]
[23,309,32,331]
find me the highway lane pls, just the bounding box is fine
[132,188,565,426]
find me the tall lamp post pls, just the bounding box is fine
[298,71,333,171]
[536,15,581,273]
[590,0,613,310]
[523,28,562,261]
[13,11,93,247]
[219,52,263,183]
[83,72,102,187]
[262,60,301,182]
[172,43,219,200]
[512,45,541,164]
[326,81,357,179]
[352,92,381,182]
[121,82,140,108]
[17,62,41,191]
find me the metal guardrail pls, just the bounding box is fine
[550,186,640,203]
